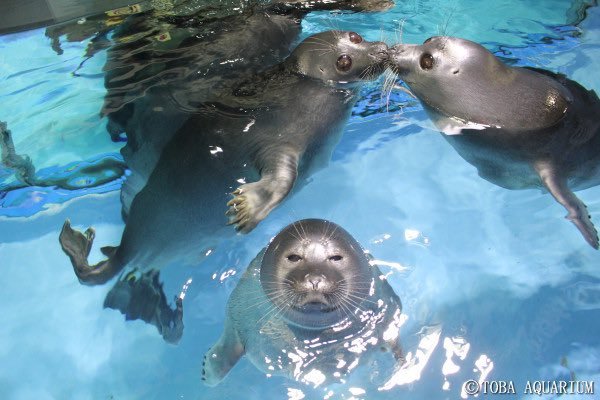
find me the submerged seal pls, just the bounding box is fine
[202,219,403,386]
[389,36,600,248]
[58,30,389,340]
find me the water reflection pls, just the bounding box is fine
[203,219,405,388]
[388,35,600,249]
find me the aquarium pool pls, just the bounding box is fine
[1,0,599,399]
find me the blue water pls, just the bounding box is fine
[1,0,600,399]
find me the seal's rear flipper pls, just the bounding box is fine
[535,160,599,249]
[202,321,245,386]
[104,269,184,344]
[59,220,124,285]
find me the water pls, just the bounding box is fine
[1,0,600,399]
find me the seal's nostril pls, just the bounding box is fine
[307,274,323,289]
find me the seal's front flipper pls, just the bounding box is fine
[535,160,599,249]
[59,219,124,285]
[226,150,299,233]
[202,321,245,386]
[104,269,184,344]
[1,121,36,185]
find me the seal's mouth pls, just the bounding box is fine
[294,292,335,310]
[294,301,336,313]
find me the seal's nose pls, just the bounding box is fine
[388,44,414,74]
[369,42,389,61]
[304,273,327,290]
[305,273,325,290]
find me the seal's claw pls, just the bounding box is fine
[226,183,265,233]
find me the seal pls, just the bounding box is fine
[388,36,600,249]
[59,31,389,313]
[202,219,404,386]
[102,0,392,194]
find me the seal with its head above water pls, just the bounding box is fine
[389,36,600,249]
[58,31,389,341]
[202,219,404,386]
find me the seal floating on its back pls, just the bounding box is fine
[388,36,600,248]
[202,219,404,386]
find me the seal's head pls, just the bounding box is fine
[389,36,571,130]
[287,31,389,84]
[260,219,373,330]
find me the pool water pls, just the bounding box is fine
[1,0,600,399]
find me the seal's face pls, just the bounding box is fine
[388,36,571,130]
[388,36,505,112]
[260,219,373,330]
[289,31,389,84]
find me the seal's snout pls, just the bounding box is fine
[388,44,414,75]
[306,273,325,290]
[369,42,390,62]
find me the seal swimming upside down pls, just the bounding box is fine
[58,31,389,341]
[202,219,404,386]
[388,36,600,249]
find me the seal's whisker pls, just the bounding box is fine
[359,67,371,81]
[305,37,338,51]
[339,292,367,313]
[332,292,355,319]
[381,68,400,111]
[339,296,363,313]
[303,47,334,55]
[438,5,458,37]
[243,290,289,310]
[285,229,303,243]
[336,274,373,283]
[256,290,294,325]
[339,293,366,316]
[321,220,330,242]
[325,222,339,242]
[345,292,378,305]
[291,221,306,242]
[297,220,308,241]
[242,296,279,311]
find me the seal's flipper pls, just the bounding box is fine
[59,220,124,285]
[101,246,118,257]
[104,269,184,344]
[1,121,36,185]
[226,151,299,233]
[535,160,599,249]
[202,321,245,386]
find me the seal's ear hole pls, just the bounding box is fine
[287,254,303,262]
[336,54,352,72]
[453,69,459,74]
[419,53,434,70]
[423,37,433,44]
[329,255,343,262]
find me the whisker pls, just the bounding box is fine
[291,221,305,242]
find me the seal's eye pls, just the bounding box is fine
[336,54,352,72]
[329,255,343,262]
[287,254,302,262]
[419,53,434,70]
[349,32,363,44]
[423,37,433,44]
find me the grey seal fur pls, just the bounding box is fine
[202,219,403,386]
[389,36,600,248]
[59,31,388,284]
